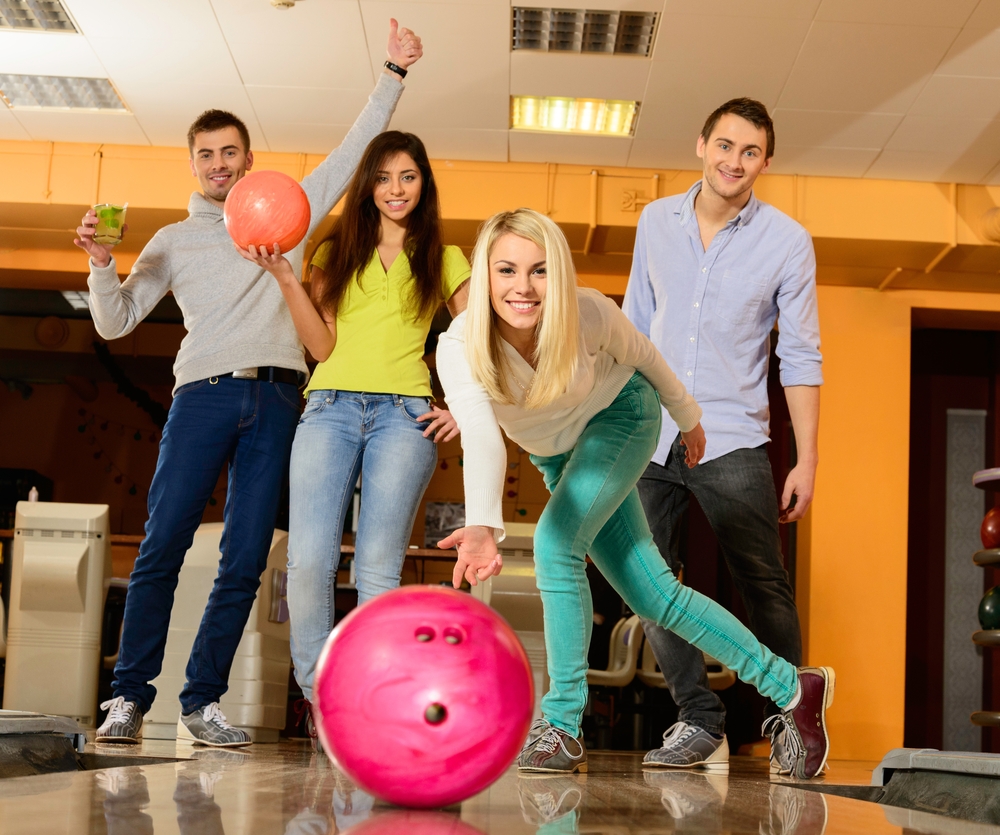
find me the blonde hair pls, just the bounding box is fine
[464,208,580,409]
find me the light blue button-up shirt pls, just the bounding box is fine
[623,180,822,465]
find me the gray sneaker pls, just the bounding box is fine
[518,723,588,773]
[519,717,550,756]
[96,697,143,743]
[177,702,251,748]
[643,721,729,770]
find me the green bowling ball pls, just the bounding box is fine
[979,586,1000,631]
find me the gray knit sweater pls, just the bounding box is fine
[87,74,404,392]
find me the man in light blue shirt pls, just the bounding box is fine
[623,98,822,773]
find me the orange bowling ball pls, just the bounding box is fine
[224,170,310,254]
[981,506,1000,549]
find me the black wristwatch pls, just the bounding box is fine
[384,60,407,79]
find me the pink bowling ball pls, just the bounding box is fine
[314,585,534,809]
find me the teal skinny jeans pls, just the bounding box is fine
[529,372,799,735]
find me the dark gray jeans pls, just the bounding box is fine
[637,436,802,736]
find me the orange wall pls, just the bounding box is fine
[812,285,1000,759]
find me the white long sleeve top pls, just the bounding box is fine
[436,288,702,541]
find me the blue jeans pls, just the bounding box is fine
[113,375,300,714]
[637,437,802,735]
[286,390,438,702]
[528,373,798,736]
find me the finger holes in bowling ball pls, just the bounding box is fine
[414,626,435,642]
[443,626,465,645]
[424,703,448,725]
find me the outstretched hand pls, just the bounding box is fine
[387,18,423,69]
[439,525,502,588]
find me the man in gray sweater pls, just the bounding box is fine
[73,20,422,747]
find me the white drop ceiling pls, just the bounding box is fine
[2,0,1000,184]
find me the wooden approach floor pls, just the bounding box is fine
[0,739,996,835]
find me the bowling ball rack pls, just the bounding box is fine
[971,468,1000,729]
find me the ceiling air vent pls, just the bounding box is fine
[0,0,77,31]
[512,7,657,56]
[0,75,128,111]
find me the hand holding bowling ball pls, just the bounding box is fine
[224,170,310,255]
[314,585,534,809]
[980,586,1000,631]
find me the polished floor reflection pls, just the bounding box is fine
[0,740,996,835]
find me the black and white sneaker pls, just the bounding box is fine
[176,702,251,748]
[96,697,143,744]
[642,721,729,771]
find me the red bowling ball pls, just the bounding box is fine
[982,506,1000,549]
[314,585,534,809]
[223,169,311,253]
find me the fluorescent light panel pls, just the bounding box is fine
[512,7,657,56]
[511,96,639,136]
[61,291,89,310]
[0,0,77,31]
[0,74,128,111]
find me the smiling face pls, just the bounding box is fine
[189,126,253,207]
[696,113,771,203]
[488,233,547,351]
[372,151,422,225]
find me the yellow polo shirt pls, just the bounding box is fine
[305,242,470,397]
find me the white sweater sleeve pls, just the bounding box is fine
[589,292,703,432]
[436,320,508,542]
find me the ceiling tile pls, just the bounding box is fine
[66,0,218,39]
[776,22,959,113]
[85,34,243,88]
[660,0,821,19]
[121,84,263,150]
[635,15,812,141]
[964,0,1000,30]
[509,132,632,166]
[247,87,372,128]
[359,2,510,131]
[0,107,30,140]
[402,128,508,162]
[814,0,979,27]
[0,31,107,76]
[907,75,1000,121]
[884,114,1000,153]
[510,52,651,101]
[865,148,999,184]
[255,123,351,156]
[214,0,373,90]
[11,110,150,144]
[937,27,1000,78]
[767,145,881,177]
[626,136,698,169]
[772,109,902,148]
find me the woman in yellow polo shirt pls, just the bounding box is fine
[238,131,470,742]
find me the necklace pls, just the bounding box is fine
[512,371,533,398]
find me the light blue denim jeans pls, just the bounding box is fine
[287,390,438,702]
[529,373,799,736]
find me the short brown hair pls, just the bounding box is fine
[700,98,774,159]
[187,109,251,155]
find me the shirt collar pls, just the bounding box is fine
[678,179,760,230]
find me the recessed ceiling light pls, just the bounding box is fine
[512,8,657,56]
[0,74,128,111]
[511,96,639,137]
[0,0,77,32]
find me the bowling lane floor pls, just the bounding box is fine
[0,739,996,835]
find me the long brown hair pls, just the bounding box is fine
[315,131,443,322]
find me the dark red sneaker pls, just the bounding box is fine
[781,667,835,779]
